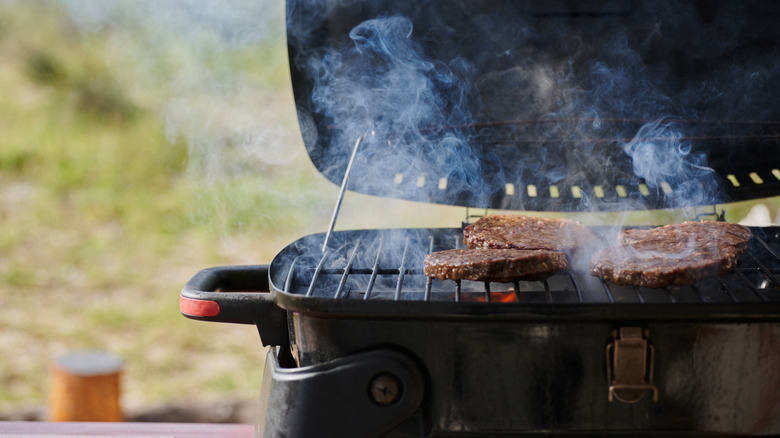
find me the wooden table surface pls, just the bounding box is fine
[0,421,254,437]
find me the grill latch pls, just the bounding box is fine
[606,327,659,404]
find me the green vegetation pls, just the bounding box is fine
[0,0,331,412]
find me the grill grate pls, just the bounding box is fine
[273,227,780,305]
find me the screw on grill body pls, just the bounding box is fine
[370,373,401,406]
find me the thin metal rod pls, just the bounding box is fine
[567,272,584,303]
[322,135,363,252]
[513,281,521,303]
[601,279,615,303]
[424,235,433,301]
[283,257,299,293]
[691,285,707,303]
[544,280,552,303]
[716,278,739,303]
[634,287,645,304]
[748,253,780,288]
[334,240,360,299]
[733,269,769,302]
[467,134,780,145]
[329,117,780,135]
[755,234,780,263]
[306,251,330,297]
[416,117,780,131]
[394,239,410,301]
[364,239,384,300]
[484,282,491,303]
[455,280,461,302]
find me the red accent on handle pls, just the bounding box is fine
[180,295,221,317]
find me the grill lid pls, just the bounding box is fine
[287,0,780,212]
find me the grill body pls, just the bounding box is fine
[269,317,780,436]
[242,227,780,436]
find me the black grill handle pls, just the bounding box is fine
[180,265,289,347]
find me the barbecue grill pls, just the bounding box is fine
[180,1,780,436]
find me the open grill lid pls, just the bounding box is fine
[287,0,780,212]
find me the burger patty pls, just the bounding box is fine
[590,221,752,288]
[621,221,752,252]
[424,248,568,282]
[463,214,602,254]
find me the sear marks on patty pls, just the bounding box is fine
[463,214,602,254]
[590,221,752,288]
[424,248,568,283]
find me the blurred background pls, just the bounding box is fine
[1,0,778,424]
[0,0,464,422]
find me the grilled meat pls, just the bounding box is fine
[621,221,753,253]
[424,248,567,282]
[590,221,752,288]
[463,214,602,254]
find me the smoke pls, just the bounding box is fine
[56,0,326,253]
[310,14,485,205]
[290,0,779,223]
[60,0,297,176]
[622,119,719,209]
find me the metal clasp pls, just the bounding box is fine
[606,327,658,404]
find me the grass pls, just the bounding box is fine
[0,0,332,413]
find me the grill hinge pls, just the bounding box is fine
[606,326,659,404]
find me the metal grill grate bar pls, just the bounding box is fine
[691,285,708,303]
[718,280,739,302]
[334,240,360,299]
[318,268,417,275]
[284,257,299,293]
[364,239,384,300]
[749,255,780,288]
[306,250,330,297]
[394,239,410,301]
[566,272,585,303]
[755,234,780,263]
[601,279,615,303]
[716,278,739,302]
[543,280,552,303]
[634,287,646,304]
[733,269,769,302]
[424,237,434,302]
